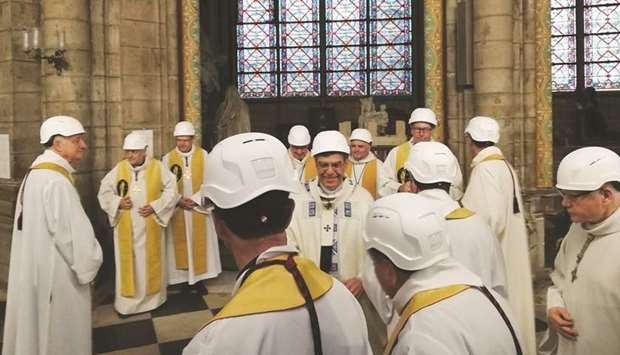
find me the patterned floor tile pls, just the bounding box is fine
[93,304,152,328]
[151,291,208,318]
[93,320,157,354]
[159,338,191,355]
[97,343,160,355]
[152,309,213,343]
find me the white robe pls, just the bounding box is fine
[3,149,103,355]
[540,207,620,355]
[289,151,313,182]
[97,157,177,314]
[286,178,373,281]
[461,146,536,355]
[383,140,464,199]
[183,245,373,355]
[390,258,519,355]
[162,147,221,285]
[347,152,394,198]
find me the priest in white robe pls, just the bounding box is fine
[3,115,103,355]
[461,116,536,355]
[287,125,316,183]
[98,132,177,315]
[540,147,620,355]
[364,194,521,355]
[345,128,394,199]
[162,121,221,286]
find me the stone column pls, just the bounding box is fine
[472,0,515,160]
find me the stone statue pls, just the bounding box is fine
[215,86,251,143]
[358,97,389,134]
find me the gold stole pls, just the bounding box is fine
[345,159,378,198]
[116,159,162,297]
[395,141,411,173]
[446,207,475,220]
[481,153,506,163]
[206,255,333,326]
[304,155,317,182]
[167,147,208,274]
[31,162,74,184]
[383,284,470,355]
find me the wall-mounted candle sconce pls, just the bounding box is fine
[23,27,69,75]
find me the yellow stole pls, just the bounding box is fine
[304,155,317,182]
[116,159,162,297]
[395,141,411,173]
[167,147,208,274]
[446,207,475,220]
[31,162,74,184]
[344,159,378,198]
[481,153,505,163]
[206,255,333,326]
[384,284,470,355]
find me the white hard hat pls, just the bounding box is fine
[201,132,297,209]
[123,132,148,150]
[556,146,620,191]
[350,128,373,144]
[39,115,86,144]
[405,141,460,184]
[311,130,350,156]
[408,108,438,126]
[364,193,450,271]
[174,121,196,137]
[465,116,500,143]
[287,125,311,146]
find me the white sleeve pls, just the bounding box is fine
[97,166,122,227]
[376,158,400,197]
[150,163,180,226]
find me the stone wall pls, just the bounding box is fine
[0,0,180,288]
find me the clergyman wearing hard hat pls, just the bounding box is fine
[461,116,536,355]
[382,108,464,198]
[97,132,178,315]
[183,132,372,355]
[346,128,394,199]
[3,116,103,355]
[364,193,521,355]
[287,125,317,182]
[162,121,221,287]
[539,147,620,355]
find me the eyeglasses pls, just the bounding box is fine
[556,188,595,200]
[317,161,344,171]
[412,127,433,133]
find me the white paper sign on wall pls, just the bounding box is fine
[0,134,10,179]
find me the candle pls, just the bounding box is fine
[23,30,29,51]
[59,30,65,49]
[32,27,39,49]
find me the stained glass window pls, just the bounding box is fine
[237,0,415,98]
[551,0,620,91]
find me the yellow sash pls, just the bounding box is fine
[31,162,74,185]
[207,255,333,325]
[345,159,378,198]
[445,207,475,220]
[395,141,411,173]
[481,153,505,162]
[384,284,470,355]
[116,159,163,297]
[304,155,317,182]
[167,147,208,274]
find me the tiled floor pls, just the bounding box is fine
[0,271,550,355]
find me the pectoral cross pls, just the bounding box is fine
[323,224,332,232]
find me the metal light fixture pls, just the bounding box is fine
[23,27,69,75]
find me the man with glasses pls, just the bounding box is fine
[540,147,620,355]
[382,108,463,198]
[461,116,536,355]
[3,116,103,355]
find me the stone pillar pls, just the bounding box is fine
[472,0,515,160]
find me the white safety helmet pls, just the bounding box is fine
[465,116,500,143]
[123,132,148,150]
[174,121,196,137]
[312,130,350,156]
[201,132,297,209]
[350,128,373,144]
[556,146,620,191]
[287,125,311,147]
[364,193,450,271]
[39,115,86,144]
[405,141,460,184]
[408,108,438,126]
